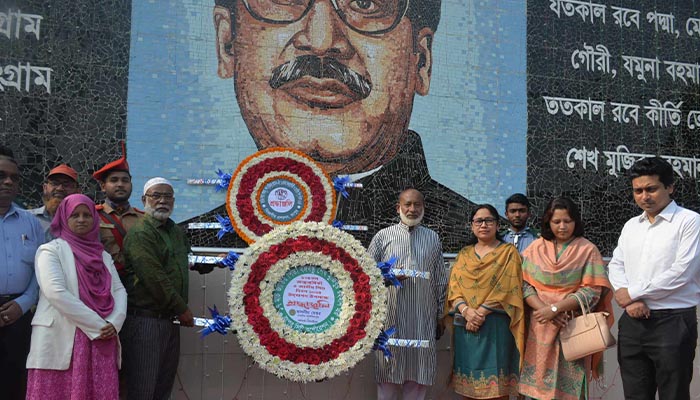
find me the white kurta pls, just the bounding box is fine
[368,223,447,386]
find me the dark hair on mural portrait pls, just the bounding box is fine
[406,0,442,32]
[213,0,442,33]
[540,197,585,241]
[629,156,675,188]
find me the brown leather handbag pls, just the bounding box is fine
[559,293,616,361]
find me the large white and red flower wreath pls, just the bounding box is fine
[229,221,387,382]
[225,148,336,244]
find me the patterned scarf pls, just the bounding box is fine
[522,236,614,379]
[447,242,525,367]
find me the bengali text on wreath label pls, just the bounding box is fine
[273,265,342,334]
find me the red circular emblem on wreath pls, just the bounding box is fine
[226,148,337,244]
[229,222,387,382]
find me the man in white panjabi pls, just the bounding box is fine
[367,188,447,400]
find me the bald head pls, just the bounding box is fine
[398,188,424,204]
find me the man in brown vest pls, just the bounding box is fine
[93,155,144,282]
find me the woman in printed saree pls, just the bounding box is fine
[447,204,525,400]
[518,197,613,400]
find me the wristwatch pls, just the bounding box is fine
[550,304,558,314]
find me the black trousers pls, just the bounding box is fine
[618,307,697,400]
[0,311,32,400]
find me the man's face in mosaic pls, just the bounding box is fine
[213,0,435,174]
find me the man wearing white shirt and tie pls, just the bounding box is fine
[608,156,700,400]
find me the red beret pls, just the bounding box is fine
[92,157,130,181]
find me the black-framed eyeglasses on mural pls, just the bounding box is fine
[241,0,410,35]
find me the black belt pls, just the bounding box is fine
[0,294,21,305]
[127,308,174,320]
[648,306,696,318]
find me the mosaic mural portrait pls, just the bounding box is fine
[1,0,528,253]
[4,0,700,398]
[4,1,699,255]
[125,0,527,253]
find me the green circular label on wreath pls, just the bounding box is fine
[273,265,342,334]
[260,178,305,222]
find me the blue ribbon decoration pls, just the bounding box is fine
[372,326,396,359]
[215,169,232,192]
[333,176,352,199]
[332,220,344,229]
[218,251,239,271]
[377,256,402,288]
[214,214,234,240]
[200,305,233,338]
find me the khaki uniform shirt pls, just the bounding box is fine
[97,202,144,276]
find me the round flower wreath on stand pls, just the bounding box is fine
[226,148,336,244]
[229,221,387,382]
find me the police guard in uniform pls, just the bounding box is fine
[93,152,144,282]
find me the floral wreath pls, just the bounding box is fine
[229,222,387,382]
[226,148,336,244]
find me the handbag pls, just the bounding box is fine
[559,292,616,361]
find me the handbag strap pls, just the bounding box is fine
[570,292,590,316]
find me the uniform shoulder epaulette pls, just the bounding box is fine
[133,207,145,214]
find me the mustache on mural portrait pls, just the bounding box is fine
[269,55,373,108]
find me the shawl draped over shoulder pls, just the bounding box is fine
[447,243,525,368]
[521,236,614,380]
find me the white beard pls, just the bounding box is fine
[399,209,423,227]
[144,205,172,221]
